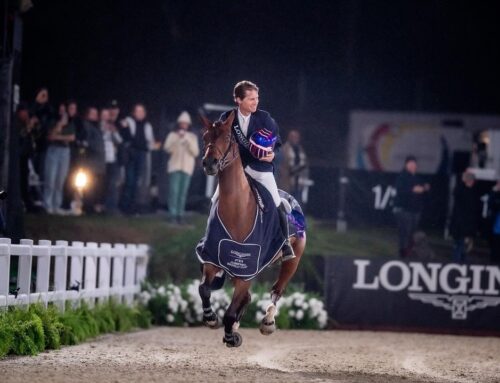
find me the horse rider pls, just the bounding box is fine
[212,80,294,259]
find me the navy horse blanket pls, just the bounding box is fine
[196,183,306,281]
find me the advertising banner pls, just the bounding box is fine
[325,256,500,332]
[347,110,500,174]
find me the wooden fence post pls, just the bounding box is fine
[0,238,11,309]
[53,240,68,312]
[17,239,34,306]
[84,242,98,307]
[68,241,84,308]
[112,243,125,303]
[34,239,51,307]
[98,243,112,305]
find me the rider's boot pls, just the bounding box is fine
[278,202,295,260]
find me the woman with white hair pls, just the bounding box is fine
[163,111,200,224]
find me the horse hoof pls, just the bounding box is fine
[223,332,243,348]
[259,319,276,335]
[203,313,219,329]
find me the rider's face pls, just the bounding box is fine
[236,90,259,115]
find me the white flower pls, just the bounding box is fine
[255,311,265,322]
[157,286,166,296]
[317,312,328,328]
[295,310,304,320]
[166,314,175,323]
[288,309,296,317]
[139,291,151,304]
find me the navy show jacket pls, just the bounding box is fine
[219,108,282,173]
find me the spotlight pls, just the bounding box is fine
[74,169,89,191]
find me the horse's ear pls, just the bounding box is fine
[222,110,235,128]
[200,114,212,129]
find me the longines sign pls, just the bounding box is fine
[325,257,500,331]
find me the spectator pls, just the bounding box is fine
[393,156,430,258]
[163,111,199,224]
[108,99,121,123]
[489,180,500,263]
[82,107,105,213]
[449,170,479,262]
[16,104,39,211]
[30,87,54,182]
[62,100,85,210]
[119,103,157,214]
[108,100,127,183]
[100,108,123,214]
[43,103,75,214]
[278,129,309,203]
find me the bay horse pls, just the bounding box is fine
[198,111,306,347]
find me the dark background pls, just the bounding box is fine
[18,0,500,166]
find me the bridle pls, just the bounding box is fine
[204,123,239,172]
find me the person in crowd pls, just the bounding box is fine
[30,87,54,182]
[62,100,85,210]
[278,129,309,203]
[108,99,121,123]
[43,103,75,214]
[393,156,430,258]
[449,170,479,262]
[82,106,105,213]
[16,104,40,211]
[108,100,127,184]
[163,111,200,224]
[119,103,157,214]
[488,180,500,263]
[100,108,123,214]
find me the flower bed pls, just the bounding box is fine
[140,280,328,330]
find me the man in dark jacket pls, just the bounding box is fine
[393,156,430,258]
[82,107,105,213]
[214,80,295,259]
[450,170,479,262]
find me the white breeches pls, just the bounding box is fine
[211,166,281,207]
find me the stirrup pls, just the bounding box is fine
[282,241,295,260]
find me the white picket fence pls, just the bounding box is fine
[0,238,149,310]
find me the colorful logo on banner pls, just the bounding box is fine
[356,124,448,173]
[353,260,500,320]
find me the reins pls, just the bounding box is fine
[204,124,239,172]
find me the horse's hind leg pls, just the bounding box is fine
[260,235,306,336]
[272,235,306,300]
[223,279,251,348]
[199,263,221,328]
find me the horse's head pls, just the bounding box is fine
[201,111,237,176]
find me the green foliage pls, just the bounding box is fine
[6,308,45,355]
[29,304,63,350]
[0,315,14,358]
[0,300,151,359]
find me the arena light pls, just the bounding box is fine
[74,169,89,191]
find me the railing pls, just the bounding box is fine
[0,238,149,310]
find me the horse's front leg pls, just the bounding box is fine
[222,278,251,348]
[199,263,221,328]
